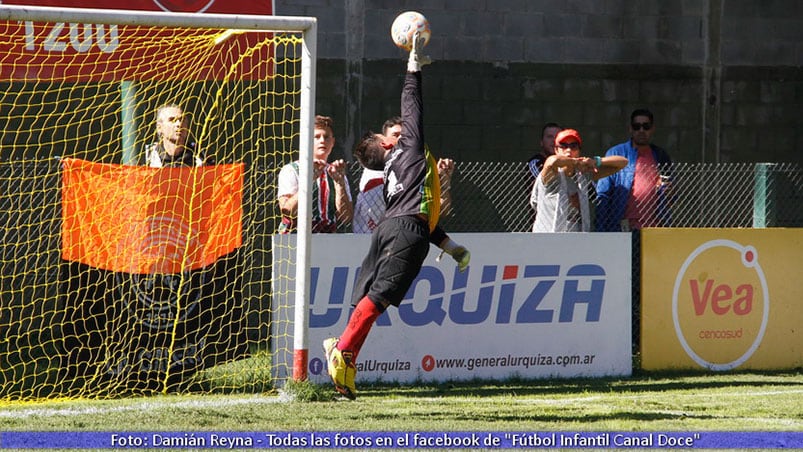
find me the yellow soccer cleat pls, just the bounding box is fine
[322,337,357,400]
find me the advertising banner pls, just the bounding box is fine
[641,228,803,370]
[0,0,272,13]
[272,233,632,384]
[0,0,274,81]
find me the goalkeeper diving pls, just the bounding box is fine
[323,32,469,400]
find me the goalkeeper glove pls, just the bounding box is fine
[450,246,471,273]
[407,31,431,72]
[436,238,471,273]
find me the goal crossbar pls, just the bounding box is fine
[0,4,316,31]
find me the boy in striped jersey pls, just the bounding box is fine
[276,115,353,233]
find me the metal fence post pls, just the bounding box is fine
[752,163,776,228]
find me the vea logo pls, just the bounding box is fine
[309,263,607,328]
[672,240,770,370]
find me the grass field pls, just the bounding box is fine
[1,370,800,450]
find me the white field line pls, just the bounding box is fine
[377,388,803,406]
[1,388,801,421]
[508,388,803,406]
[0,394,283,419]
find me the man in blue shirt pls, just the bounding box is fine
[595,109,673,232]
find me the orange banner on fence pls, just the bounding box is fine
[61,158,243,274]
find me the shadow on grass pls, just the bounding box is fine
[356,368,803,400]
[415,410,721,424]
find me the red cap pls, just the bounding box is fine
[555,129,582,146]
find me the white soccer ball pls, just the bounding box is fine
[390,11,430,51]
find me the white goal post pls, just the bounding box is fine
[0,3,317,399]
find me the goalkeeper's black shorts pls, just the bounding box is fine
[351,214,430,308]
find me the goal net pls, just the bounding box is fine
[0,5,316,400]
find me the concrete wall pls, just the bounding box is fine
[277,0,803,165]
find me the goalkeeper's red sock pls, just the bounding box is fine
[338,296,381,361]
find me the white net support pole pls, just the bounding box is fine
[293,19,317,382]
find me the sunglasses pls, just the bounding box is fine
[556,142,580,150]
[631,122,652,131]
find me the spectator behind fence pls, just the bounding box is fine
[595,108,673,232]
[145,104,211,168]
[353,115,455,233]
[276,115,353,233]
[527,122,562,224]
[527,122,562,180]
[352,117,400,234]
[531,129,626,232]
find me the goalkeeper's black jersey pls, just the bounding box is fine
[383,71,441,232]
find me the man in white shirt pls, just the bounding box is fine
[531,129,626,232]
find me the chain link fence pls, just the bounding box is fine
[348,161,802,357]
[347,161,802,357]
[1,161,799,381]
[347,162,803,232]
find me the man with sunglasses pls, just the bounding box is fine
[595,108,673,232]
[531,129,626,232]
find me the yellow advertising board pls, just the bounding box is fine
[641,228,802,370]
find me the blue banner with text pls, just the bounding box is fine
[1,431,801,449]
